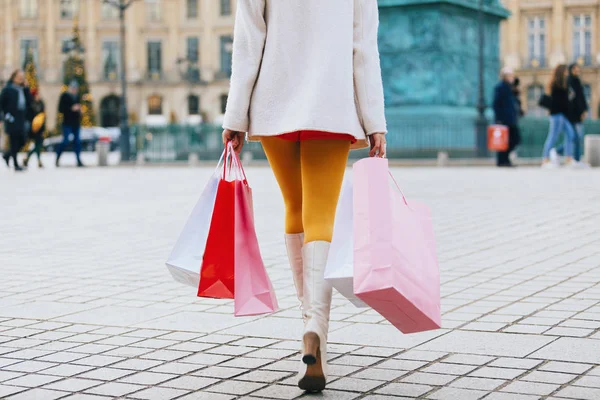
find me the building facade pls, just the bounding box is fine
[501,0,598,118]
[0,0,237,129]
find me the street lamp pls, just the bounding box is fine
[103,0,137,162]
[475,0,488,157]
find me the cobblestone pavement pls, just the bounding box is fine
[1,161,599,400]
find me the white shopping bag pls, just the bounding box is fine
[324,177,368,308]
[165,154,223,287]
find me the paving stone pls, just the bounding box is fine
[351,368,407,381]
[118,371,176,385]
[84,382,145,397]
[484,394,540,400]
[235,370,291,383]
[427,387,487,400]
[489,358,544,370]
[469,366,526,380]
[0,385,27,398]
[5,388,69,400]
[443,355,494,366]
[250,384,304,399]
[205,380,266,395]
[450,377,506,391]
[417,331,554,357]
[574,375,600,388]
[529,337,600,363]
[128,386,190,400]
[328,377,384,392]
[176,393,235,400]
[522,371,576,384]
[555,386,600,399]
[4,374,62,388]
[401,372,456,386]
[41,364,94,377]
[44,378,103,392]
[160,376,219,391]
[540,361,593,374]
[500,381,560,395]
[422,362,478,376]
[374,359,427,371]
[375,382,433,397]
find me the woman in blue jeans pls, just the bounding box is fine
[542,64,576,168]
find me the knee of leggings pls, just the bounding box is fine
[304,220,334,243]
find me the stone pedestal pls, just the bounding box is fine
[584,134,600,167]
[378,0,509,155]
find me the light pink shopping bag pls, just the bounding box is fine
[353,158,441,333]
[230,147,279,317]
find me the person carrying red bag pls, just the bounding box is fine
[221,0,387,393]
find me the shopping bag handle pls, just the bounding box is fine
[388,171,409,207]
[222,141,248,184]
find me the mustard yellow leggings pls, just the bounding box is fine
[261,137,350,243]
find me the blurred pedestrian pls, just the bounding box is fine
[23,88,46,168]
[551,63,589,167]
[492,67,521,167]
[513,77,525,117]
[541,64,577,168]
[0,69,31,171]
[56,80,84,167]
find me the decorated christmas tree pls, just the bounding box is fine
[22,46,39,92]
[61,20,95,127]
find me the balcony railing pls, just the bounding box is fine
[573,54,593,67]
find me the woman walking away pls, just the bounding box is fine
[23,89,46,168]
[541,64,577,168]
[222,0,387,392]
[0,70,30,171]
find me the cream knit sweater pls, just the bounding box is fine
[222,0,387,150]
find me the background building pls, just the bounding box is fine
[0,0,237,129]
[501,0,597,118]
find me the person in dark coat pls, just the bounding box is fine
[513,77,525,117]
[0,69,31,171]
[23,88,46,168]
[56,80,84,167]
[492,67,521,167]
[553,63,588,164]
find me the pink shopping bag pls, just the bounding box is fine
[229,145,279,316]
[353,158,441,333]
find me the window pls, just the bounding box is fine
[219,35,233,77]
[527,85,545,117]
[220,0,231,16]
[527,17,546,68]
[148,95,163,115]
[187,0,198,19]
[188,95,200,115]
[60,0,79,19]
[147,41,162,79]
[20,0,37,18]
[220,94,228,114]
[573,15,592,66]
[20,39,39,70]
[101,2,119,19]
[146,0,161,22]
[186,37,200,81]
[102,41,120,80]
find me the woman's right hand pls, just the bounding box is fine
[222,129,244,154]
[369,133,387,158]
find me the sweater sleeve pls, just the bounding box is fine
[222,0,266,133]
[353,0,387,135]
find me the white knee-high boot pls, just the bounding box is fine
[284,233,306,320]
[298,241,332,392]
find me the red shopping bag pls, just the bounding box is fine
[488,124,509,152]
[198,144,278,316]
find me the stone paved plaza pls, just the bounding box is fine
[1,159,599,400]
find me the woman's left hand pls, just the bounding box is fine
[369,133,386,158]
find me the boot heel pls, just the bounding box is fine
[302,332,319,365]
